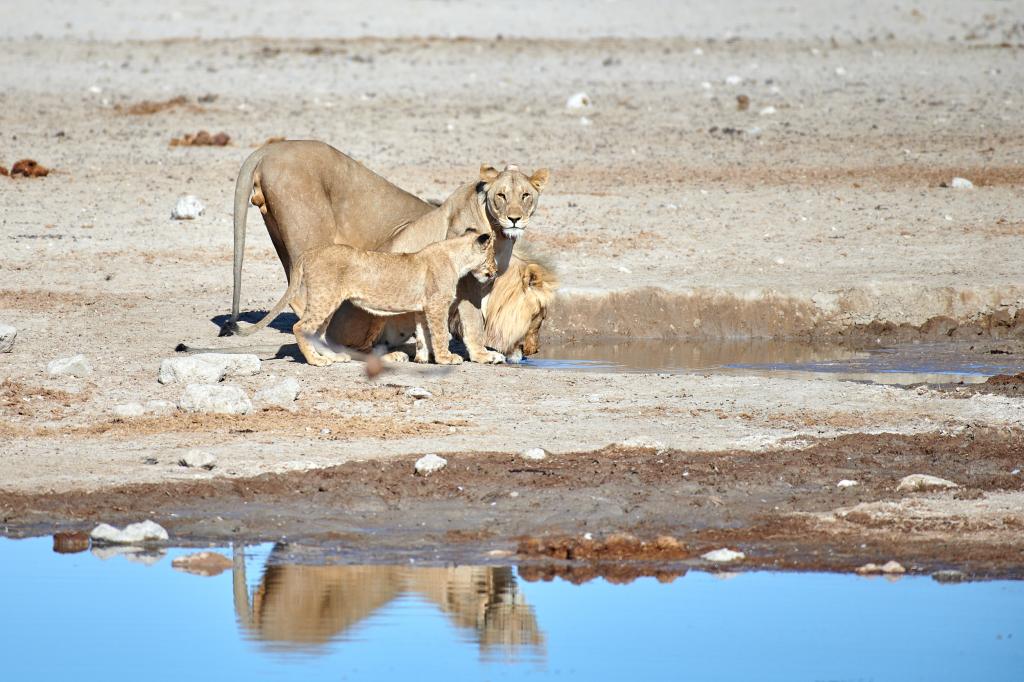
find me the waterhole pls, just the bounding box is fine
[528,339,1023,385]
[3,537,1021,680]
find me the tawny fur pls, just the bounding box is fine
[236,232,496,367]
[484,253,559,356]
[224,141,552,365]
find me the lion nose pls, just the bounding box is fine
[508,216,521,226]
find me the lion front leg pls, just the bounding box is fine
[454,298,505,364]
[425,302,463,365]
[413,312,431,364]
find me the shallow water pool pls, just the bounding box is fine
[528,339,1024,385]
[2,537,1022,680]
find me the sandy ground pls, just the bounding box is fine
[2,1,1023,575]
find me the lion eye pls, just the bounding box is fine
[522,193,531,202]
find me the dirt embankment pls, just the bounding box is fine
[4,428,1022,580]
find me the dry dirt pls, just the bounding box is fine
[1,1,1023,577]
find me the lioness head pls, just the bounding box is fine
[479,164,549,239]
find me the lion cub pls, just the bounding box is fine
[238,231,497,366]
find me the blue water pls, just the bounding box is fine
[2,536,1021,681]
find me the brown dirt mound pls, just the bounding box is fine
[10,159,49,177]
[116,95,191,115]
[170,130,231,146]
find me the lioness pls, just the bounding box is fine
[234,231,496,366]
[223,140,551,363]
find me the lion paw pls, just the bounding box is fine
[381,351,411,363]
[471,349,505,364]
[435,353,464,365]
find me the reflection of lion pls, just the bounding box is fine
[233,231,497,366]
[232,545,544,655]
[223,140,553,363]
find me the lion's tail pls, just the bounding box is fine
[221,145,274,337]
[234,258,304,337]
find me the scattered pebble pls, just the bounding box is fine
[47,354,93,377]
[509,491,519,498]
[9,158,49,178]
[178,383,252,415]
[520,447,548,461]
[0,323,16,353]
[619,436,666,450]
[254,377,301,409]
[949,176,974,189]
[178,450,216,470]
[414,453,447,476]
[170,195,206,220]
[725,75,742,85]
[113,403,145,419]
[566,92,591,109]
[579,116,592,126]
[91,520,168,545]
[171,551,233,577]
[896,474,958,493]
[405,386,432,400]
[736,94,750,111]
[837,479,859,488]
[702,548,745,563]
[759,105,777,116]
[856,560,906,575]
[170,130,230,146]
[835,66,847,76]
[487,549,514,558]
[158,354,261,384]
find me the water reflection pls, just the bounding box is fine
[232,544,544,658]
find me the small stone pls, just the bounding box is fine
[254,377,300,408]
[837,479,859,488]
[725,75,742,85]
[405,386,432,400]
[579,116,592,126]
[0,323,16,353]
[566,92,591,109]
[759,105,777,116]
[171,195,205,220]
[145,399,177,415]
[178,450,216,470]
[931,570,968,584]
[509,491,519,498]
[520,447,548,461]
[654,535,683,551]
[178,383,252,415]
[487,549,514,558]
[113,403,145,419]
[90,520,168,545]
[856,563,881,575]
[950,176,974,189]
[881,560,906,574]
[158,354,261,384]
[702,548,745,563]
[171,551,232,577]
[736,94,750,111]
[414,453,447,476]
[47,354,93,377]
[896,474,958,492]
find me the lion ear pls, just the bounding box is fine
[529,168,550,192]
[479,165,500,183]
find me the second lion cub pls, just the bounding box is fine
[237,231,497,366]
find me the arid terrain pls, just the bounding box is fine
[1,1,1023,578]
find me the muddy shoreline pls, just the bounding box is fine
[5,429,1022,580]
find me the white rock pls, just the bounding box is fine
[619,436,666,450]
[179,383,252,415]
[896,474,958,492]
[950,176,974,189]
[835,66,847,76]
[171,195,205,220]
[520,447,548,461]
[113,403,145,419]
[145,399,177,415]
[856,560,906,575]
[0,323,16,353]
[179,450,216,469]
[414,453,447,476]
[702,548,745,563]
[725,75,742,85]
[254,377,301,408]
[759,105,777,116]
[91,520,169,544]
[579,116,592,126]
[566,91,591,109]
[47,354,93,377]
[881,560,906,574]
[158,353,261,384]
[405,386,433,400]
[837,479,859,488]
